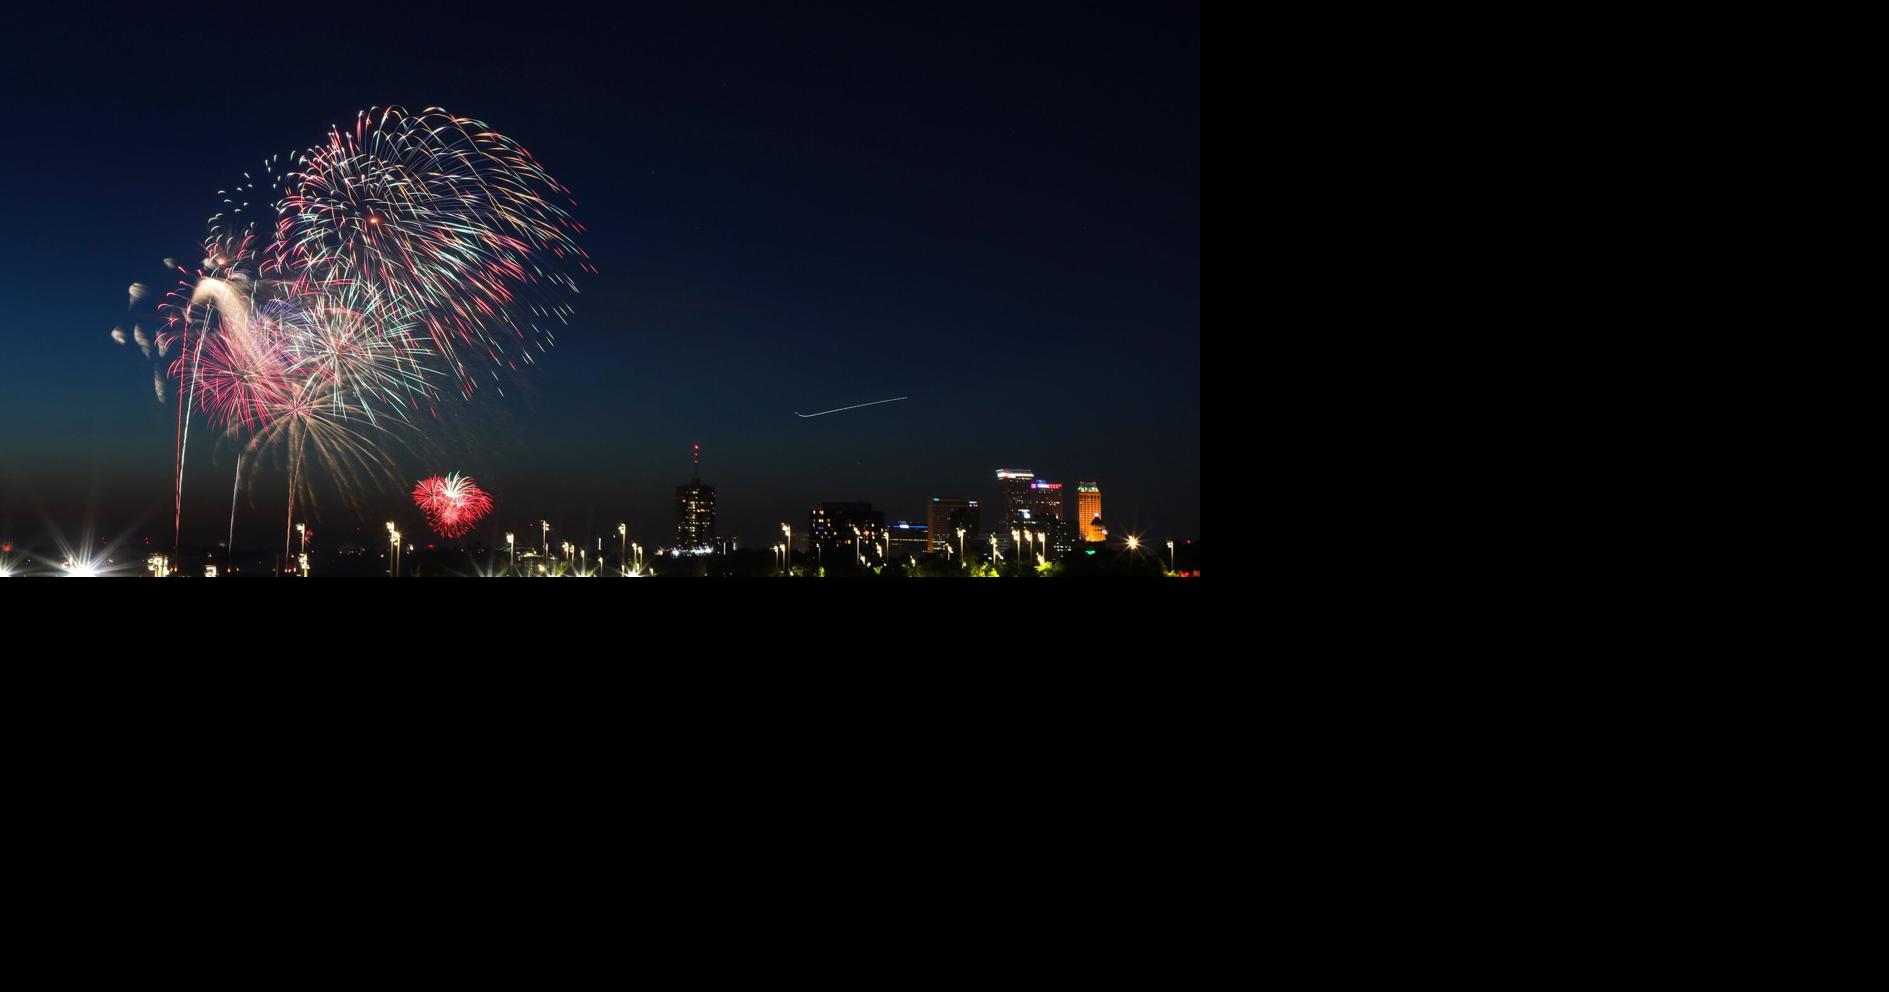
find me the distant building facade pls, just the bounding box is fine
[1024,480,1064,525]
[1006,516,1079,563]
[926,497,981,553]
[886,521,929,559]
[809,502,887,567]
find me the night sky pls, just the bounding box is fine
[0,6,1198,553]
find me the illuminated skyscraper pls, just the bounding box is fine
[1025,480,1064,524]
[1077,482,1105,542]
[675,443,716,552]
[998,468,1064,528]
[997,469,1036,526]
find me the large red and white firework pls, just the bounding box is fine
[412,473,494,539]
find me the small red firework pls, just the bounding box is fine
[412,472,494,538]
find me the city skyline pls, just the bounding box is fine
[0,6,1199,565]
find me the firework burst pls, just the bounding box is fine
[412,473,494,539]
[115,107,585,551]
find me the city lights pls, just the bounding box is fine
[5,459,1193,580]
[16,27,1202,584]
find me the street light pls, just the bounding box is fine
[541,520,550,571]
[1126,535,1141,551]
[507,532,516,574]
[1167,539,1175,574]
[386,522,396,577]
[619,523,628,577]
[296,522,307,577]
[957,527,966,569]
[781,523,792,577]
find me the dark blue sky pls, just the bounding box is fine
[0,5,1198,551]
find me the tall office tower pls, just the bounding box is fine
[1025,480,1064,524]
[675,443,717,552]
[1077,482,1105,542]
[926,497,981,552]
[997,469,1036,525]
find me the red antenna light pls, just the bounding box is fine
[693,443,700,466]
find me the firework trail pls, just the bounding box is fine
[114,107,587,550]
[227,450,242,570]
[412,473,494,539]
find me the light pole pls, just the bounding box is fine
[852,525,862,566]
[507,532,516,574]
[619,523,628,577]
[541,520,550,572]
[296,523,307,577]
[957,528,966,569]
[781,523,792,576]
[1167,540,1175,574]
[386,522,397,577]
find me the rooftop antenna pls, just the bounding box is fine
[692,442,701,481]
